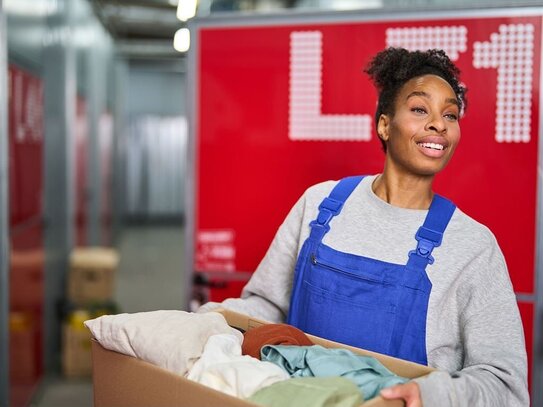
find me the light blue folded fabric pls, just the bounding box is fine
[261,344,407,400]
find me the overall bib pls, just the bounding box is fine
[287,176,456,365]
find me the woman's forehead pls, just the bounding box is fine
[398,74,457,100]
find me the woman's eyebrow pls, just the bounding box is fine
[446,98,460,108]
[406,91,459,107]
[406,91,429,101]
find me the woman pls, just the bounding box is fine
[199,48,528,406]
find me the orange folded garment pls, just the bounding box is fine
[242,323,314,359]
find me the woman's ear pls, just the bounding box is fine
[377,114,390,142]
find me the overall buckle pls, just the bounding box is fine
[409,239,435,265]
[318,197,343,214]
[409,226,442,265]
[313,198,343,227]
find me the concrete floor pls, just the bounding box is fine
[30,224,186,407]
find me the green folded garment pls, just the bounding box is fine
[248,377,363,407]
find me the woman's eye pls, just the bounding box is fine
[411,107,427,114]
[444,113,458,121]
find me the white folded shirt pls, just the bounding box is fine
[187,333,290,398]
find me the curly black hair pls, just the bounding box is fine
[364,47,467,152]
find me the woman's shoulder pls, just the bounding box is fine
[304,179,337,197]
[302,175,375,201]
[448,206,498,247]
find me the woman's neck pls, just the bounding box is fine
[372,167,435,210]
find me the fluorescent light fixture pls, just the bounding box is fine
[177,0,197,21]
[330,0,382,9]
[5,0,58,16]
[174,28,190,53]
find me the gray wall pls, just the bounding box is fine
[120,59,188,220]
[127,60,186,116]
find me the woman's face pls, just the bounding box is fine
[378,74,461,177]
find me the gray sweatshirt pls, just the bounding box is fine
[199,175,529,406]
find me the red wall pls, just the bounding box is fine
[195,14,541,386]
[8,64,45,407]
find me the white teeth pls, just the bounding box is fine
[418,142,444,151]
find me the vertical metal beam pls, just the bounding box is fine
[0,0,10,404]
[111,57,128,246]
[43,0,76,372]
[185,22,197,310]
[86,41,103,246]
[533,16,543,406]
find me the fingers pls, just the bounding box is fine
[380,382,422,407]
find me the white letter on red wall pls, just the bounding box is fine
[473,24,534,143]
[288,31,372,141]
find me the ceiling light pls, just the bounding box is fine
[4,0,58,17]
[177,0,197,21]
[173,28,190,53]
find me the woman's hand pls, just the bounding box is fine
[380,382,422,407]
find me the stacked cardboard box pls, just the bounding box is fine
[63,310,93,377]
[63,247,120,378]
[67,247,119,305]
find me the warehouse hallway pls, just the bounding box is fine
[30,224,187,407]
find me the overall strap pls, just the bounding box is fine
[309,176,365,243]
[407,194,456,270]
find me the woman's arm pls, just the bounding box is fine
[415,240,529,406]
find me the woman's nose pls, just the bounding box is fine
[425,114,447,133]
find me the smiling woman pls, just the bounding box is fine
[198,48,529,407]
[366,48,465,198]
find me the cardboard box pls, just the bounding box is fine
[68,247,119,305]
[62,311,94,378]
[9,311,38,381]
[91,309,433,407]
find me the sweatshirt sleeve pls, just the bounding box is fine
[415,236,529,407]
[197,191,307,323]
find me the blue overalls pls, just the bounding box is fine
[287,176,456,365]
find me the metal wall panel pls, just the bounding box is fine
[125,116,187,218]
[43,0,76,371]
[0,3,10,406]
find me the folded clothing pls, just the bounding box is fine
[187,333,289,398]
[242,323,314,359]
[261,344,407,400]
[84,310,243,376]
[248,377,363,407]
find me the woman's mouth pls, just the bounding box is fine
[417,142,444,151]
[416,141,447,158]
